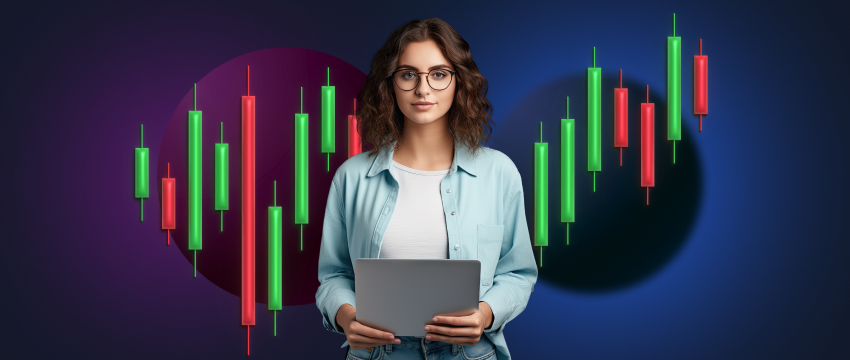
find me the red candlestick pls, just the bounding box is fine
[694,39,708,132]
[241,66,256,355]
[162,163,175,245]
[614,69,628,166]
[348,98,361,158]
[641,85,655,205]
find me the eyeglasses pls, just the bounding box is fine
[389,68,456,91]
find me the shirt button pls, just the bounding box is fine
[446,189,451,193]
[454,244,459,250]
[450,211,456,215]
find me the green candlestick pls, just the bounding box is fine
[321,67,335,172]
[534,122,548,267]
[295,87,309,251]
[215,122,229,232]
[134,124,148,222]
[588,47,601,191]
[188,83,203,278]
[268,181,282,335]
[668,13,681,163]
[561,97,575,245]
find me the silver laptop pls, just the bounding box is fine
[354,259,480,336]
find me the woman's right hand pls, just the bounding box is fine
[336,304,401,350]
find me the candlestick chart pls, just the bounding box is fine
[137,13,711,353]
[152,48,366,355]
[494,13,707,289]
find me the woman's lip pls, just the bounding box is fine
[413,104,434,110]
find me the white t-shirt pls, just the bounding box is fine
[378,160,450,259]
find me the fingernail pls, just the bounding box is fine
[394,339,400,343]
[386,334,394,339]
[432,317,438,322]
[424,326,430,331]
[425,335,432,340]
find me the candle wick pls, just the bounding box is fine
[247,66,250,96]
[539,122,542,143]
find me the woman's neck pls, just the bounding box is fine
[392,116,454,171]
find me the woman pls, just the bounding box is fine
[316,18,537,360]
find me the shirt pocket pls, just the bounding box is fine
[476,224,505,286]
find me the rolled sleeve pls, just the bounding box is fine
[480,169,538,334]
[315,179,356,335]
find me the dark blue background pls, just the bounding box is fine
[4,0,847,359]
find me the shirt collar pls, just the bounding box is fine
[367,142,478,178]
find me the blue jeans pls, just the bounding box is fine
[346,335,496,360]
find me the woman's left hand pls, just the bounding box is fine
[424,301,493,346]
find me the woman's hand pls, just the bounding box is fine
[423,301,494,346]
[336,304,401,350]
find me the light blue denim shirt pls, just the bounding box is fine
[316,142,538,360]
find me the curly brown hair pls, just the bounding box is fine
[356,18,494,159]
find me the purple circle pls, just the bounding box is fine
[157,48,366,306]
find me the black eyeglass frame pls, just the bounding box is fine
[388,69,457,91]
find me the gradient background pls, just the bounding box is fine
[4,0,848,359]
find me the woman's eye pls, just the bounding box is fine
[402,71,416,79]
[431,71,447,79]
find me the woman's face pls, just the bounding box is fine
[392,39,456,127]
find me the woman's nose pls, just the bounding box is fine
[415,73,431,96]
